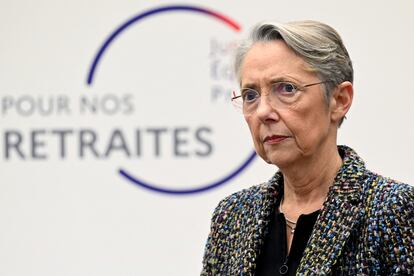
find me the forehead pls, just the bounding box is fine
[240,41,313,86]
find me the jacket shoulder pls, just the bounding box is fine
[201,182,277,275]
[363,171,413,224]
[214,183,273,214]
[364,171,413,207]
[363,171,414,274]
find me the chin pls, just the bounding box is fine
[264,151,297,168]
[258,152,279,166]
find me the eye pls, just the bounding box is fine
[272,82,298,95]
[242,89,259,103]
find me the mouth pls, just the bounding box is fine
[263,135,290,144]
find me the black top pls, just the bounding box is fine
[255,198,320,276]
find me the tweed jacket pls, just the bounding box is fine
[201,146,414,275]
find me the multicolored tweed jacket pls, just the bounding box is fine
[201,145,414,275]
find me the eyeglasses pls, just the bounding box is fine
[231,81,330,115]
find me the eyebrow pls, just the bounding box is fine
[241,84,258,90]
[241,76,297,90]
[269,76,298,83]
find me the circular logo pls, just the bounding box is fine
[86,4,256,195]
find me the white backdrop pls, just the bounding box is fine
[1,0,413,275]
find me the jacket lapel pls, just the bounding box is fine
[238,173,281,274]
[297,146,366,275]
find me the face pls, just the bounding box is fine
[240,41,338,168]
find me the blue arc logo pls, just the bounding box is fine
[86,4,257,195]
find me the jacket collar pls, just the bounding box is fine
[297,145,366,274]
[246,145,366,274]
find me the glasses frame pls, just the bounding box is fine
[231,80,331,113]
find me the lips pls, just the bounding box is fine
[263,135,290,144]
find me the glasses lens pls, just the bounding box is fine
[273,82,297,94]
[271,82,300,105]
[241,89,259,114]
[242,89,259,103]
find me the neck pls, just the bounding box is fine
[280,144,342,215]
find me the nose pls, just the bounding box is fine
[255,94,280,122]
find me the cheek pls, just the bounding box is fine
[285,107,330,150]
[245,116,263,148]
[245,116,257,139]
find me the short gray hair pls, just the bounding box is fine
[235,20,353,126]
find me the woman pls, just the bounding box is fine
[201,20,414,275]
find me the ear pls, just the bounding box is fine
[330,81,354,125]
